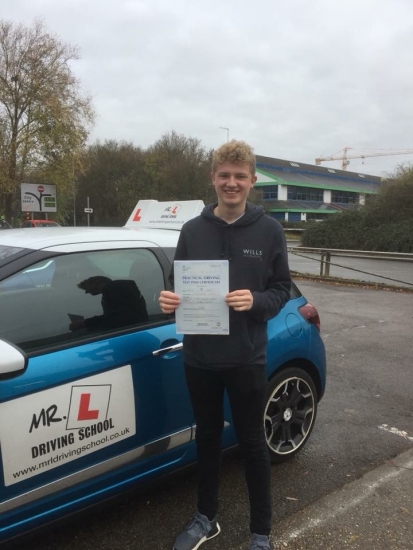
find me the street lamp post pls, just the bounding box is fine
[72,157,76,226]
[219,127,230,142]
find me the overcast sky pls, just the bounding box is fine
[3,0,413,176]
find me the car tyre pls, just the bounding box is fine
[264,367,317,463]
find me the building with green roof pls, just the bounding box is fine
[255,155,382,222]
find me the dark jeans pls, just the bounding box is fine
[185,364,271,536]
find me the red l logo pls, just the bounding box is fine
[133,208,141,221]
[77,393,99,421]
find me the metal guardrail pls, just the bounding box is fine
[287,246,413,283]
[289,246,413,262]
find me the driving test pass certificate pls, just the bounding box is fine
[174,260,229,335]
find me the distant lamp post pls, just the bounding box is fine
[219,127,230,142]
[72,157,76,226]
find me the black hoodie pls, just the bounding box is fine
[171,202,291,369]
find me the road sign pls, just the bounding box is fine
[84,208,93,213]
[21,183,57,213]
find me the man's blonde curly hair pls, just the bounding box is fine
[212,140,256,175]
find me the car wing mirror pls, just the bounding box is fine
[0,340,27,378]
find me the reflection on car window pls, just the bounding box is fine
[289,282,301,299]
[0,248,167,352]
[69,276,149,331]
[0,245,25,262]
[0,259,56,291]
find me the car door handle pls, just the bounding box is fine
[152,343,183,356]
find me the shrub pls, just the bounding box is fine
[301,165,413,252]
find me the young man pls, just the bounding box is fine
[159,140,291,550]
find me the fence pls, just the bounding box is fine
[287,246,413,288]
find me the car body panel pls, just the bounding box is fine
[1,227,180,250]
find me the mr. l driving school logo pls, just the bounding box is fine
[161,204,182,218]
[0,366,136,487]
[66,384,112,430]
[28,383,112,434]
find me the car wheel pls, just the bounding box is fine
[264,367,317,463]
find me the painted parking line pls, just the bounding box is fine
[273,449,413,547]
[379,424,413,441]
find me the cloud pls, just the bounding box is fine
[2,0,413,175]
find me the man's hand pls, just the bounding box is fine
[226,289,254,311]
[159,290,181,314]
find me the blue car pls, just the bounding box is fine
[0,201,326,545]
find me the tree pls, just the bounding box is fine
[76,133,215,227]
[76,140,147,226]
[365,165,413,224]
[0,19,94,222]
[301,164,413,252]
[76,131,215,226]
[145,131,215,204]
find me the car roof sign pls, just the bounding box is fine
[125,200,205,230]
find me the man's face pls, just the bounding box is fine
[211,161,257,209]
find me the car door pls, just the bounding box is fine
[0,245,192,538]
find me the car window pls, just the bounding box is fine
[0,258,55,290]
[289,282,301,299]
[0,248,168,352]
[0,245,25,262]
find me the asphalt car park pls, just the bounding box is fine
[3,279,412,550]
[0,201,326,547]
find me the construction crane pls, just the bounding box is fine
[315,147,413,171]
